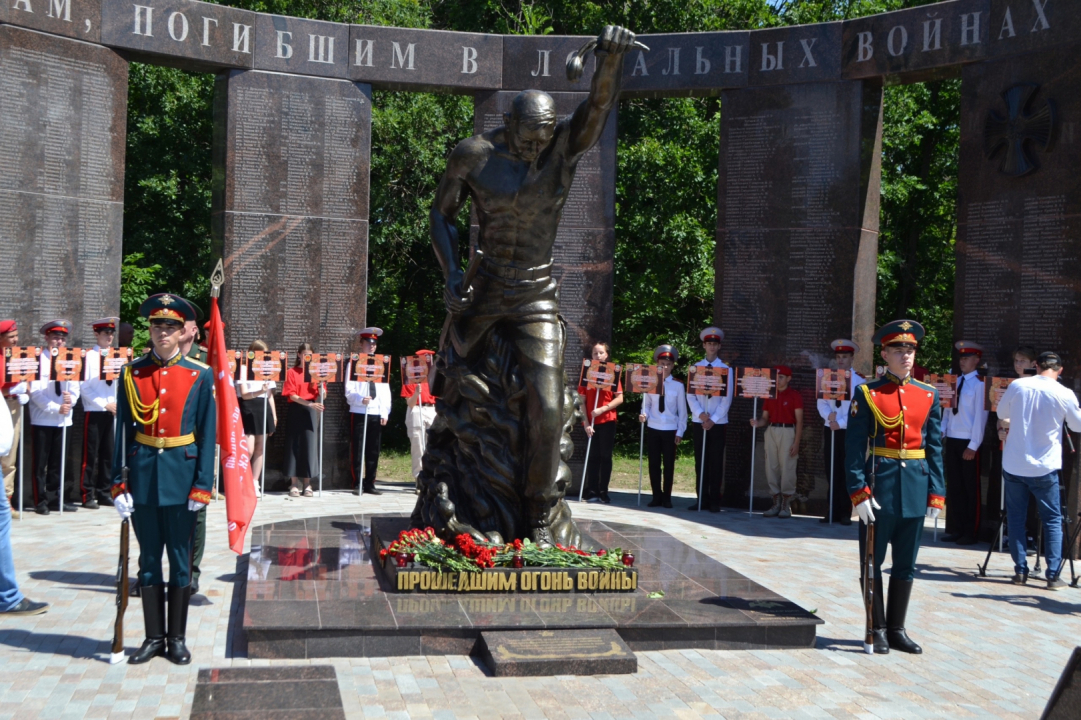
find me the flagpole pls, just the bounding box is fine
[578,392,600,502]
[59,424,67,516]
[17,405,23,521]
[829,429,835,524]
[748,397,758,515]
[318,382,325,498]
[637,420,644,507]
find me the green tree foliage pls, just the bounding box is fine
[123,63,215,319]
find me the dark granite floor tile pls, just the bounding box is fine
[605,596,688,627]
[388,594,472,629]
[191,675,341,713]
[313,579,386,602]
[244,601,322,629]
[593,521,669,536]
[362,633,422,657]
[305,632,377,658]
[718,597,822,624]
[712,624,770,650]
[764,622,818,647]
[191,711,345,720]
[244,631,308,659]
[197,666,336,683]
[421,630,479,656]
[316,596,397,630]
[636,579,712,601]
[459,594,546,629]
[661,598,759,627]
[519,594,617,629]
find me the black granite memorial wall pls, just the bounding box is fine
[955,41,1081,540]
[212,69,372,489]
[471,90,616,489]
[715,79,882,511]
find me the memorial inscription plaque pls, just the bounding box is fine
[0,25,126,338]
[213,69,372,488]
[715,80,881,509]
[479,629,636,677]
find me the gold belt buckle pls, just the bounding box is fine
[155,437,166,449]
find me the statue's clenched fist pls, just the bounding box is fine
[597,25,636,55]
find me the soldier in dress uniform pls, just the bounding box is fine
[111,294,215,665]
[29,320,80,515]
[847,319,945,655]
[817,339,865,525]
[940,340,988,545]
[79,317,120,509]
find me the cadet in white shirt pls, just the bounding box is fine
[940,340,989,545]
[686,327,734,513]
[345,328,391,496]
[639,345,686,508]
[237,340,278,499]
[816,339,865,525]
[996,351,1081,588]
[78,317,119,509]
[29,320,80,515]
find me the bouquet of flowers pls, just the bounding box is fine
[378,527,632,573]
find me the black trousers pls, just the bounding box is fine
[647,428,676,500]
[822,427,851,521]
[351,414,383,488]
[692,422,726,509]
[79,411,114,503]
[944,437,981,538]
[584,421,616,495]
[31,425,67,507]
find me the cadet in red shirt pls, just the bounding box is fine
[750,366,804,518]
[577,342,623,504]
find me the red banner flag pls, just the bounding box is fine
[206,297,256,554]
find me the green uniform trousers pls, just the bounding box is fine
[132,504,197,587]
[192,507,206,584]
[858,513,925,582]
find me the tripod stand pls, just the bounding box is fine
[978,488,1078,584]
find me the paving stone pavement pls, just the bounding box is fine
[1,484,1077,719]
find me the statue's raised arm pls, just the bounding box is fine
[566,25,638,161]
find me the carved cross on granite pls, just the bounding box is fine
[984,83,1056,177]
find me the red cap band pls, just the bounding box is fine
[833,345,855,353]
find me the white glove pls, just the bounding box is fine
[188,499,207,512]
[114,493,134,520]
[17,394,28,406]
[855,499,876,525]
[926,506,941,521]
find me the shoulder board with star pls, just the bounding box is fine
[910,378,936,392]
[180,356,211,370]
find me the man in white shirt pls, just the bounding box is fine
[940,341,990,545]
[29,320,80,515]
[816,339,865,525]
[639,345,686,508]
[997,352,1081,589]
[686,327,734,512]
[345,328,391,496]
[79,317,120,509]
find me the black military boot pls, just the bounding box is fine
[886,579,923,654]
[165,584,192,665]
[128,584,166,664]
[871,576,889,654]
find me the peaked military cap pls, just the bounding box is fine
[831,338,859,353]
[356,327,383,340]
[699,327,724,343]
[873,319,925,347]
[954,340,983,356]
[40,319,72,335]
[653,345,678,362]
[90,316,120,331]
[139,294,199,324]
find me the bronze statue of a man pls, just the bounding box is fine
[412,26,637,548]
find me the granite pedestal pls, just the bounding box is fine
[243,514,822,662]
